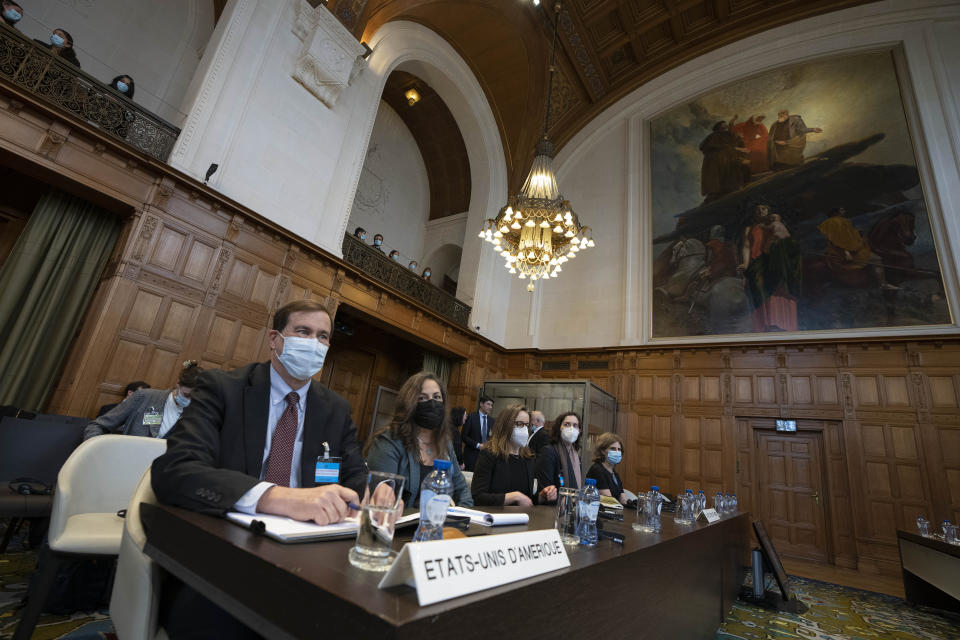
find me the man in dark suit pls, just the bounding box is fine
[527,410,550,455]
[462,395,494,471]
[152,300,366,638]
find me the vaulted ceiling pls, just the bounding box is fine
[324,0,872,194]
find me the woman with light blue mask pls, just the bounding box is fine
[586,431,627,505]
[110,74,135,98]
[34,27,81,67]
[1,1,24,28]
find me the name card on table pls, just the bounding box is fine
[378,528,570,606]
[697,508,721,523]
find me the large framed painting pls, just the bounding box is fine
[650,50,953,339]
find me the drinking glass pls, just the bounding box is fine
[946,523,959,545]
[916,515,930,537]
[555,487,580,546]
[349,470,405,572]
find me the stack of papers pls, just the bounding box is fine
[226,511,420,543]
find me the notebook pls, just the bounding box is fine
[226,511,420,543]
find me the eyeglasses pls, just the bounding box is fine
[514,421,530,428]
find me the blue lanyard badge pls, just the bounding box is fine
[314,441,340,484]
[315,458,341,484]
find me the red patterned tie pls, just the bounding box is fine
[264,392,299,486]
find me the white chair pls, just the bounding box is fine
[110,468,169,640]
[14,435,167,640]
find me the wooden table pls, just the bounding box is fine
[142,504,749,639]
[897,529,960,613]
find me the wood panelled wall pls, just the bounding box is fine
[505,343,960,574]
[0,87,506,423]
[3,85,958,576]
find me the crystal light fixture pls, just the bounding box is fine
[478,0,593,292]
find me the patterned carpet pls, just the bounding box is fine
[720,572,960,640]
[3,518,959,639]
[0,521,115,640]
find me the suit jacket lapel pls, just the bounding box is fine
[244,362,272,479]
[300,383,329,487]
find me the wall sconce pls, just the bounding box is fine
[404,88,421,106]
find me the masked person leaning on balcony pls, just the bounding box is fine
[1,1,23,28]
[34,27,80,67]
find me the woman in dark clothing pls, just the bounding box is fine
[35,28,80,67]
[449,406,466,469]
[533,411,583,504]
[586,431,627,504]
[472,404,558,507]
[109,74,135,99]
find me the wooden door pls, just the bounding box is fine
[755,431,829,562]
[319,348,376,433]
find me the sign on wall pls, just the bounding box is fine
[649,50,952,339]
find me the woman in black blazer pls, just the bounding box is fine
[534,411,584,502]
[471,404,558,507]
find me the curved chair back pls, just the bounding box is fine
[48,434,167,552]
[111,468,165,640]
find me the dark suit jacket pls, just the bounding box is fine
[527,427,550,455]
[461,411,490,471]
[151,361,366,516]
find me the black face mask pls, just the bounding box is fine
[413,399,445,430]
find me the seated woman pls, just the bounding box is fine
[586,432,627,505]
[471,404,558,507]
[534,411,583,502]
[365,371,472,507]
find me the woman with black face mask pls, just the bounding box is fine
[364,371,473,507]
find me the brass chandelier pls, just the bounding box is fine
[478,0,593,292]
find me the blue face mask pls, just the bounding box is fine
[374,238,382,246]
[424,270,431,277]
[606,450,622,465]
[359,234,366,241]
[3,8,22,22]
[277,335,329,380]
[391,254,399,262]
[50,33,65,47]
[116,80,129,93]
[409,263,417,270]
[174,393,190,409]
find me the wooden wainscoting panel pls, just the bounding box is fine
[182,238,217,284]
[149,225,187,273]
[124,289,163,336]
[929,376,958,407]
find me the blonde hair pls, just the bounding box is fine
[485,404,533,459]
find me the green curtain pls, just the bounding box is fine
[0,189,121,410]
[423,352,451,390]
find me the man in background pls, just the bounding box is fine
[462,395,494,471]
[527,410,550,455]
[96,380,149,417]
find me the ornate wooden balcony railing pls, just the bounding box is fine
[0,25,180,162]
[341,234,471,327]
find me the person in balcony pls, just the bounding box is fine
[110,74,135,99]
[408,260,418,272]
[353,226,366,241]
[372,233,385,252]
[35,28,80,68]
[389,250,400,262]
[1,1,23,28]
[422,266,432,283]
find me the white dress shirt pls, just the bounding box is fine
[233,364,311,513]
[157,391,184,438]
